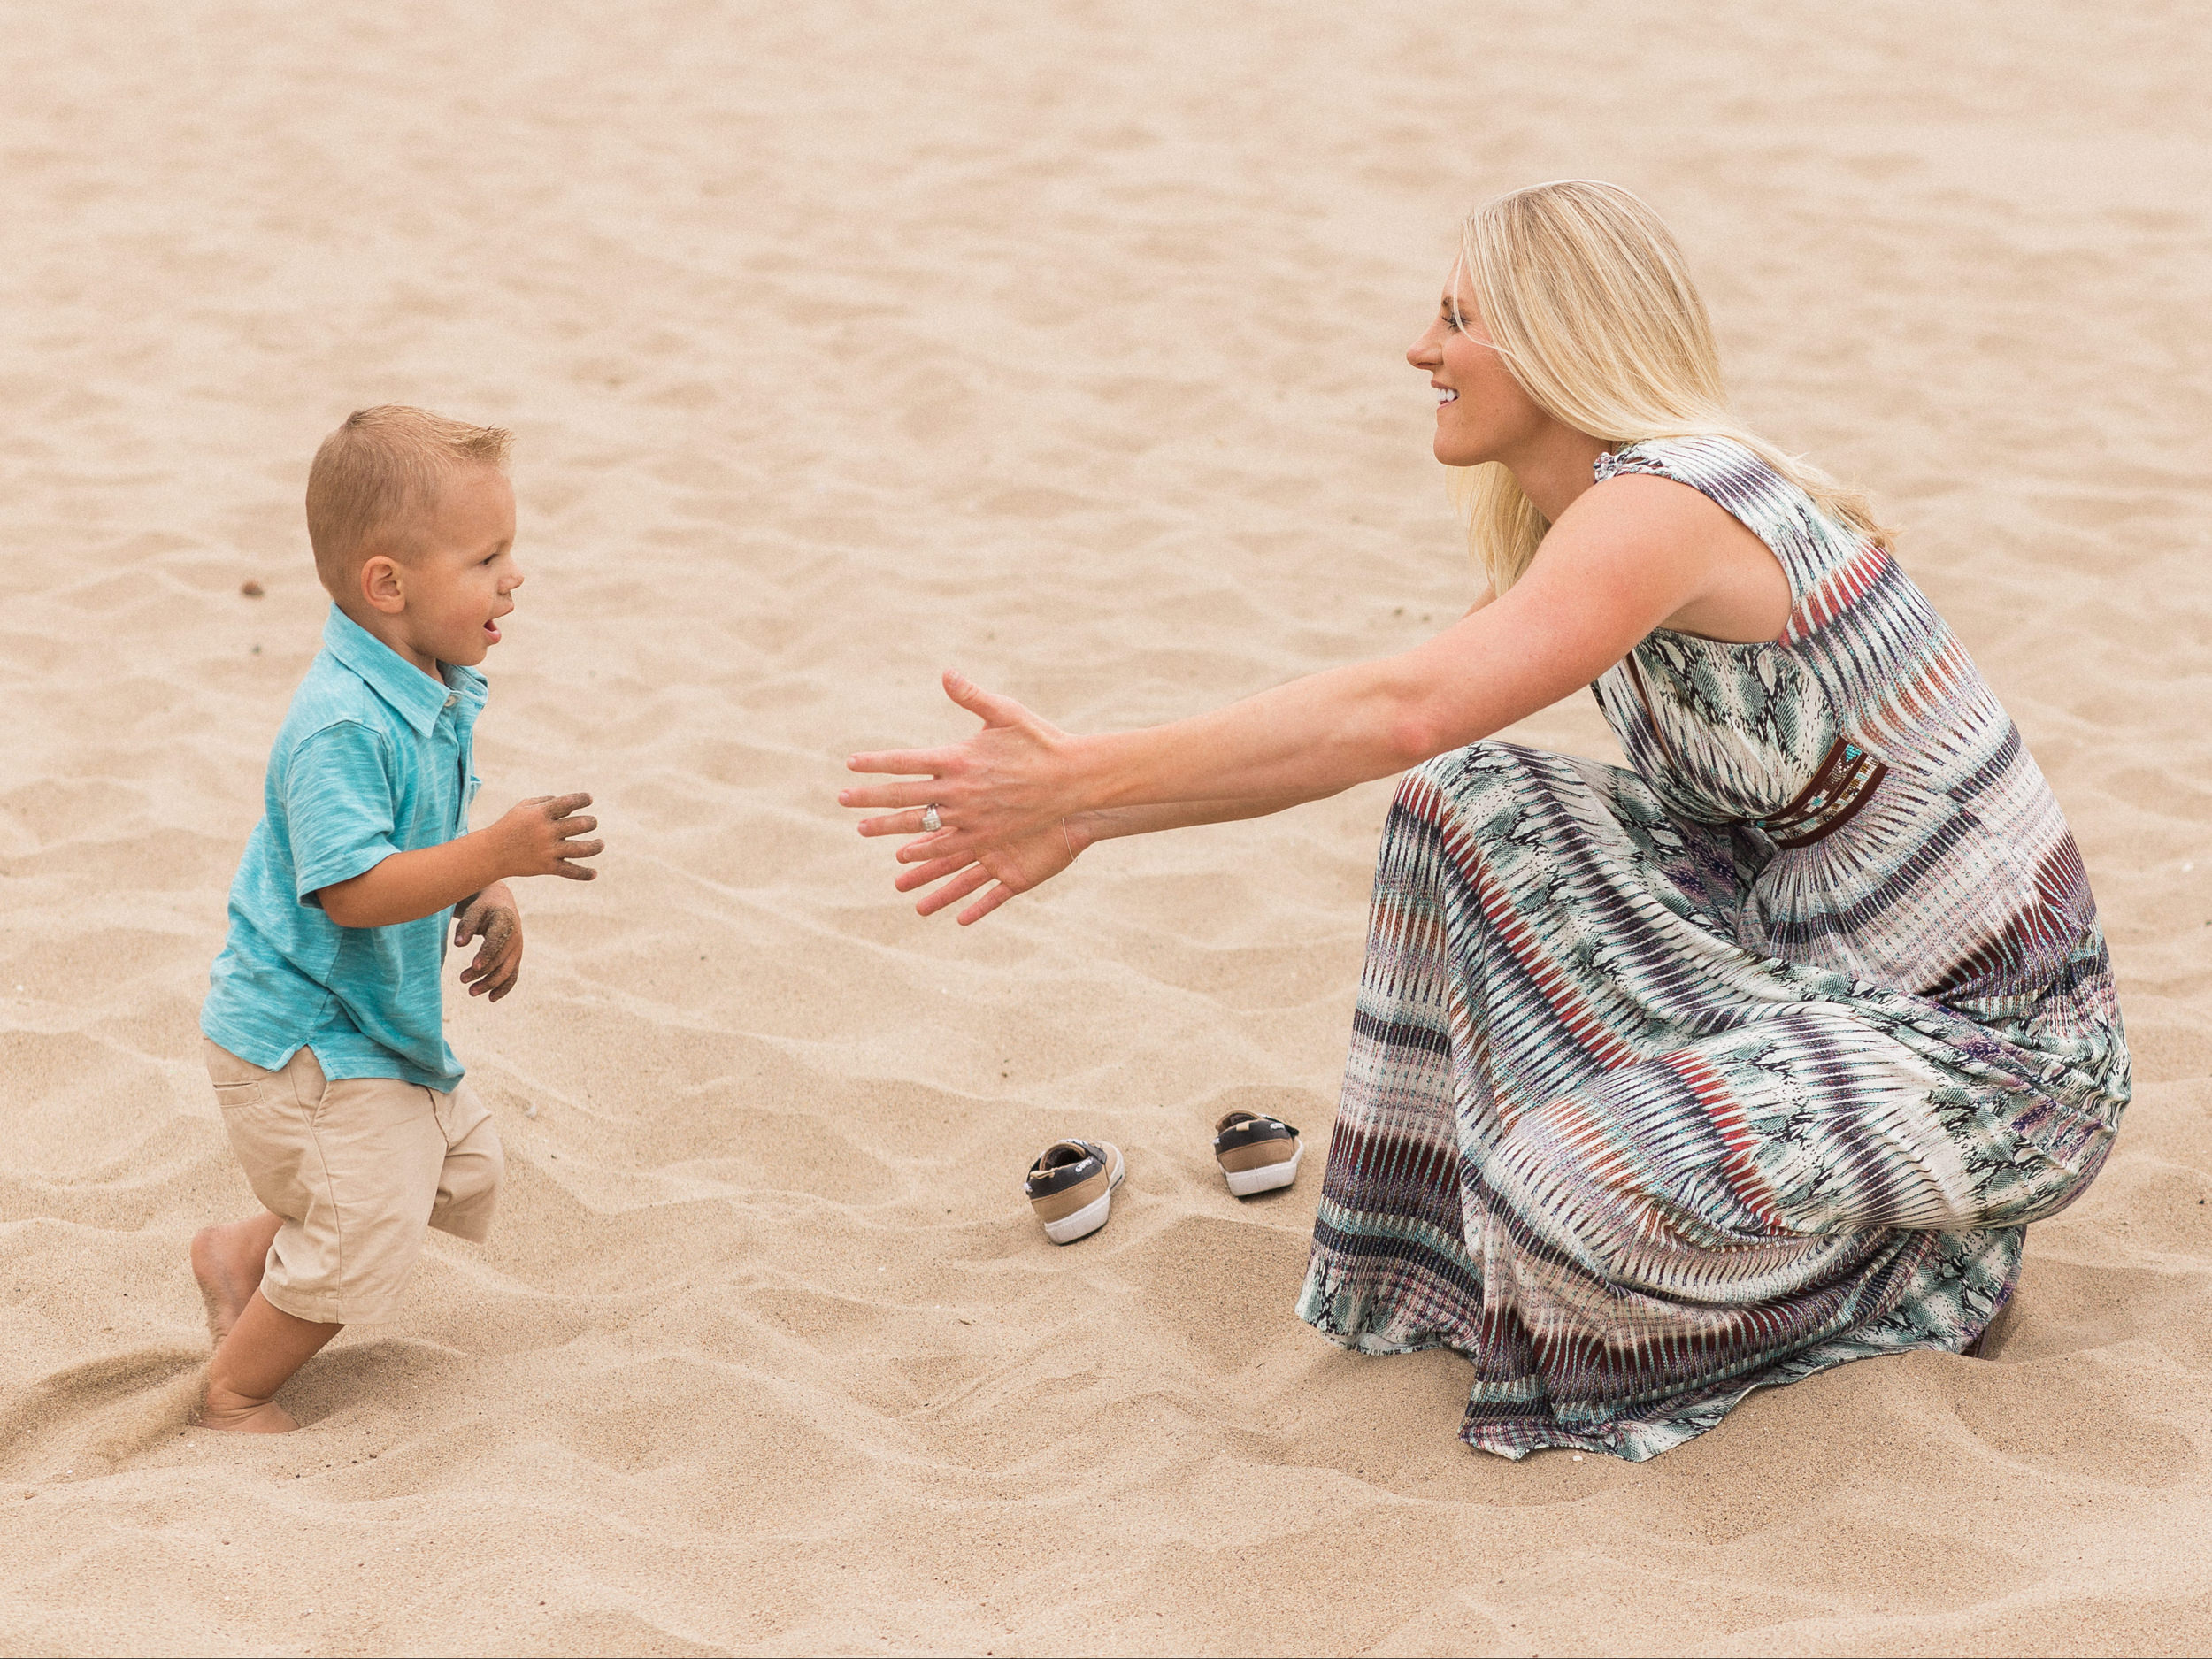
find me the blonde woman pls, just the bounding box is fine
[841,181,2129,1461]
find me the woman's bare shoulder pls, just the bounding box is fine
[1563,474,1786,642]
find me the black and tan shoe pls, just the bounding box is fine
[1213,1111,1302,1196]
[1025,1139,1125,1244]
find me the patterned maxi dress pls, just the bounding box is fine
[1296,435,2130,1461]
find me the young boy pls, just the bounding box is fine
[191,405,604,1433]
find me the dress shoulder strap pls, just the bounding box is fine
[1594,435,1870,622]
[1599,437,1950,719]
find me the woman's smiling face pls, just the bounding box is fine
[1406,269,1552,468]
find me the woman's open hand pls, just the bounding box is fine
[891,817,1087,925]
[841,672,1079,864]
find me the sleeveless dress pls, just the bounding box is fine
[1295,435,2130,1462]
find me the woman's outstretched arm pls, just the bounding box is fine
[844,472,1772,877]
[868,596,1503,922]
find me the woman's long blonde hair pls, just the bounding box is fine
[1448,180,1892,593]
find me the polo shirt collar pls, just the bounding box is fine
[322,606,485,735]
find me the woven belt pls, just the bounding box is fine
[1751,737,1887,848]
[1624,654,1886,849]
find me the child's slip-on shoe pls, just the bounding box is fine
[1025,1139,1125,1244]
[1213,1111,1302,1196]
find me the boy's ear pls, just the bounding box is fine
[359,554,407,615]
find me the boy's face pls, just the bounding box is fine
[357,465,523,673]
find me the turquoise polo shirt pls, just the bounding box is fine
[202,606,486,1091]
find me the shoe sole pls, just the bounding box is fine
[1039,1145,1125,1244]
[1223,1140,1302,1197]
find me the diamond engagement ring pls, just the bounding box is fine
[921,804,942,833]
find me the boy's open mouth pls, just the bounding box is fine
[483,619,503,645]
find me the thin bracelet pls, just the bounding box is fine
[1061,818,1077,862]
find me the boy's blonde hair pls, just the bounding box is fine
[1447,180,1893,594]
[306,405,512,598]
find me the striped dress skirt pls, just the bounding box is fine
[1295,745,2124,1460]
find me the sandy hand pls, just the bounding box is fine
[455,882,524,1000]
[492,791,603,880]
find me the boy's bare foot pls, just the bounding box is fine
[189,1212,283,1345]
[196,1290,342,1435]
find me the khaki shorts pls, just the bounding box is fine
[204,1039,504,1325]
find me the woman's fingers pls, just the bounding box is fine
[894,852,972,893]
[877,827,997,879]
[839,780,942,812]
[856,805,947,839]
[941,670,1028,728]
[913,863,995,917]
[845,745,958,778]
[895,830,976,864]
[856,816,1016,863]
[956,883,1016,926]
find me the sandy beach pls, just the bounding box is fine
[3,0,2210,1652]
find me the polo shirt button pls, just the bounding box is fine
[443,695,457,709]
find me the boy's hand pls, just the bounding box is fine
[455,882,524,1000]
[491,792,603,880]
